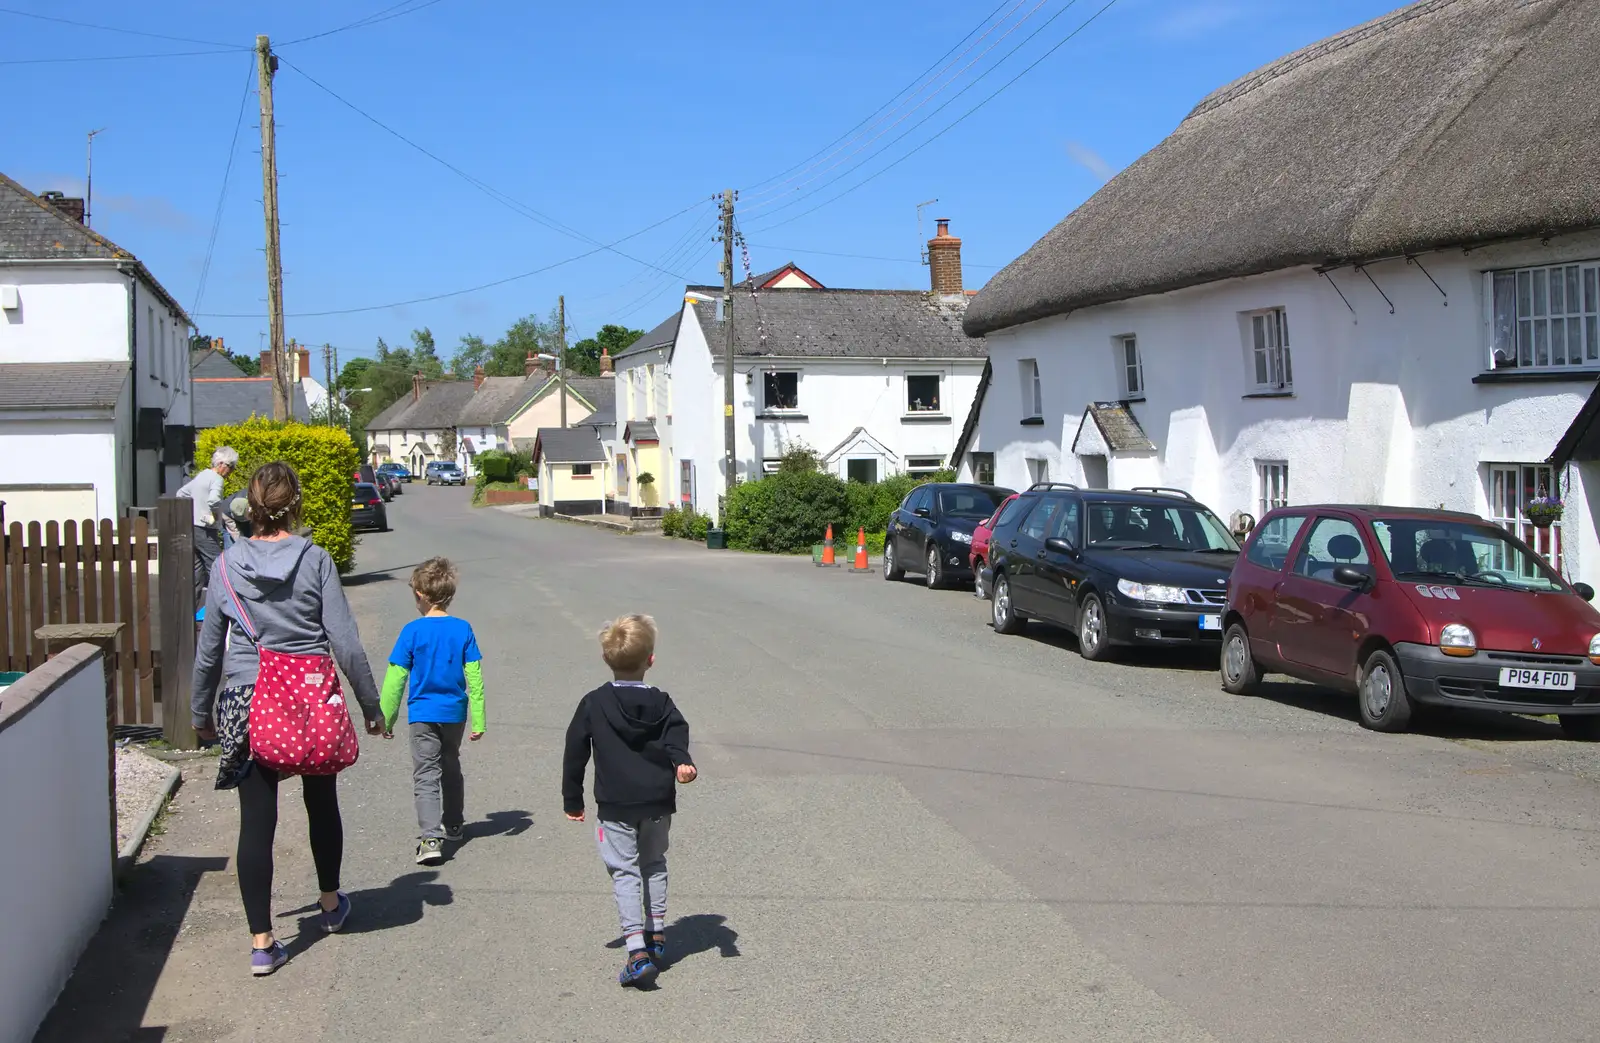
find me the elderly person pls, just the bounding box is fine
[176,446,238,602]
[192,461,385,976]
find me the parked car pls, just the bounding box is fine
[1222,504,1600,737]
[884,483,1016,588]
[378,462,412,484]
[970,493,1020,600]
[351,482,388,532]
[984,484,1240,661]
[425,461,466,486]
[375,465,405,495]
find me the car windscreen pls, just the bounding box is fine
[1084,501,1239,552]
[1371,518,1564,592]
[354,484,379,498]
[937,487,1007,519]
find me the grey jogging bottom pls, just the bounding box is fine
[596,814,671,951]
[410,722,466,839]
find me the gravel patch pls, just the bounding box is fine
[115,744,180,854]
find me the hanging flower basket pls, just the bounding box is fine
[1526,496,1564,529]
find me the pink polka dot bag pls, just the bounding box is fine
[218,553,361,776]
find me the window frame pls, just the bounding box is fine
[1117,335,1144,400]
[1486,462,1563,573]
[1245,307,1293,392]
[905,455,944,476]
[968,451,996,486]
[762,369,801,412]
[1290,515,1372,585]
[1244,512,1307,572]
[905,373,943,415]
[1019,358,1043,419]
[1488,260,1600,372]
[571,463,594,477]
[1257,460,1289,519]
[846,458,878,484]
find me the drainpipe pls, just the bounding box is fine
[126,273,138,514]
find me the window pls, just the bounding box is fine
[1021,496,1069,541]
[993,495,1028,529]
[1118,335,1143,398]
[906,455,943,476]
[1245,514,1306,571]
[763,371,799,411]
[1047,499,1081,543]
[572,463,593,477]
[159,317,167,383]
[905,486,932,513]
[762,458,782,473]
[1487,463,1562,572]
[1247,308,1292,391]
[679,460,695,510]
[1085,501,1237,550]
[1026,457,1049,485]
[968,451,995,485]
[1257,460,1289,518]
[847,458,878,483]
[146,306,156,378]
[1372,516,1564,592]
[938,487,1008,518]
[906,374,942,413]
[1020,359,1042,418]
[616,454,629,495]
[1491,261,1600,370]
[1292,517,1370,583]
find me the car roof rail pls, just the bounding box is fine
[1027,482,1080,492]
[1130,486,1194,500]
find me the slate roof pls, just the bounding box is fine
[364,380,477,433]
[563,376,616,415]
[614,311,683,361]
[686,286,984,358]
[1084,402,1156,453]
[190,349,250,379]
[580,403,616,430]
[0,171,193,325]
[192,377,311,428]
[456,374,541,426]
[0,361,128,412]
[965,0,1600,336]
[535,427,607,464]
[623,421,658,443]
[748,262,823,289]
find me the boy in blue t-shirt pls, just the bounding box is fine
[381,557,486,865]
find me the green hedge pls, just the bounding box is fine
[196,417,360,572]
[725,469,852,553]
[660,506,712,541]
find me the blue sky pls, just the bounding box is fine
[4,0,1404,365]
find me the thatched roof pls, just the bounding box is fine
[965,0,1600,336]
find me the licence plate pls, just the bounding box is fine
[1199,614,1222,631]
[1498,667,1576,691]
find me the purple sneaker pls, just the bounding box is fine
[319,892,351,933]
[251,941,288,977]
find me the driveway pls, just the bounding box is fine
[38,483,1600,1042]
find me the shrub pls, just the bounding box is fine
[685,510,711,541]
[725,469,849,552]
[196,417,360,572]
[477,449,515,482]
[660,506,712,541]
[661,506,684,537]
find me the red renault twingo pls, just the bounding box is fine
[1221,505,1600,737]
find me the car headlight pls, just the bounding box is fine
[1117,579,1188,605]
[949,531,972,544]
[1588,634,1600,665]
[1440,623,1477,657]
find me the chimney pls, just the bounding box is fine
[38,190,86,225]
[525,352,538,377]
[927,218,963,296]
[599,347,614,376]
[260,349,275,379]
[294,344,311,379]
[473,364,486,390]
[213,337,225,353]
[412,371,423,403]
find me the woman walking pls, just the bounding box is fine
[192,461,385,976]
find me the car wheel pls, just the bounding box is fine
[1357,648,1412,732]
[925,546,943,589]
[1220,623,1260,695]
[1559,715,1600,741]
[1077,594,1113,662]
[973,560,988,600]
[883,541,904,581]
[991,574,1026,634]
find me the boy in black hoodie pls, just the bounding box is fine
[564,614,696,988]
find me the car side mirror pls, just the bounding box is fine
[1044,537,1078,557]
[1576,582,1595,602]
[913,507,931,518]
[1331,565,1370,590]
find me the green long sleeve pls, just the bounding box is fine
[380,664,409,731]
[465,660,486,733]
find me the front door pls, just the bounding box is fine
[1274,515,1375,679]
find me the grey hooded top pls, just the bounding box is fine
[191,535,382,729]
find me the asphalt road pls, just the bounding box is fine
[39,483,1600,1043]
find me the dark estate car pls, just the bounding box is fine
[1223,504,1600,736]
[983,484,1240,660]
[352,482,389,532]
[378,462,412,484]
[884,483,1016,588]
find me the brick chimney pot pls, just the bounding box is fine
[927,217,963,296]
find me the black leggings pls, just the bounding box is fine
[236,763,343,935]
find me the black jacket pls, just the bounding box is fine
[563,682,693,821]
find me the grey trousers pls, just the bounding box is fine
[596,815,671,950]
[410,722,466,839]
[193,525,222,607]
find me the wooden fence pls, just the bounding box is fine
[0,499,194,740]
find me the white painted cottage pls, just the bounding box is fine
[956,0,1600,588]
[612,230,987,520]
[0,174,193,528]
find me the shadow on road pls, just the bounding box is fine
[279,870,452,956]
[605,913,742,965]
[33,854,230,1043]
[461,809,533,843]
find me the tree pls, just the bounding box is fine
[439,427,457,462]
[451,334,491,378]
[569,324,642,377]
[411,327,445,379]
[336,356,373,394]
[191,331,259,375]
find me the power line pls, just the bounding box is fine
[278,0,450,47]
[276,55,694,281]
[0,6,241,48]
[194,198,714,318]
[748,0,1122,234]
[193,55,257,317]
[746,243,1003,270]
[0,46,241,65]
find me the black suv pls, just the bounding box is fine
[983,484,1240,660]
[884,482,1015,588]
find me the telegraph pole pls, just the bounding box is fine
[720,189,736,504]
[557,294,568,429]
[85,128,106,228]
[322,343,334,425]
[256,35,288,421]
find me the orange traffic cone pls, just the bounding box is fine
[849,527,872,573]
[817,524,839,567]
